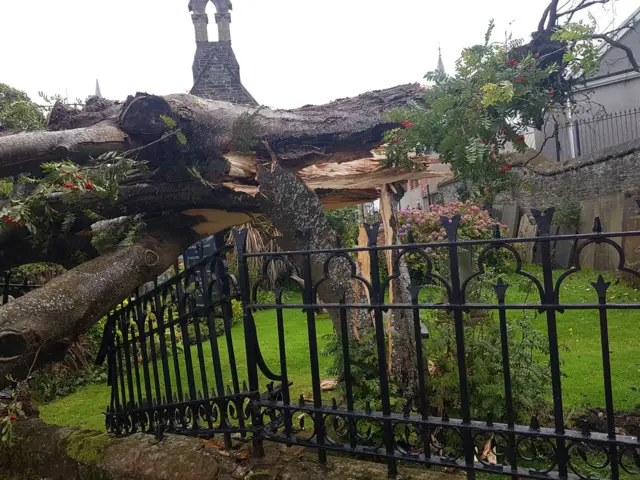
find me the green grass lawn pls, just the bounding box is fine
[496,268,640,413]
[40,301,335,431]
[41,268,640,432]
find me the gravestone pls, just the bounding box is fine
[501,205,521,237]
[552,225,576,268]
[183,235,217,308]
[517,214,537,264]
[492,204,504,223]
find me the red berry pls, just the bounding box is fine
[85,181,95,191]
[479,140,485,144]
[516,135,525,142]
[535,53,541,59]
[393,137,399,143]
[9,415,17,422]
[548,87,554,95]
[63,183,74,188]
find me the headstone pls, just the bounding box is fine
[552,225,575,268]
[501,205,521,238]
[458,247,474,285]
[492,204,505,223]
[184,236,217,270]
[183,236,217,307]
[517,214,537,264]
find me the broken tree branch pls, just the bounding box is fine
[592,33,640,72]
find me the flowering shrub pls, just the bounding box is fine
[398,201,506,244]
[397,201,509,283]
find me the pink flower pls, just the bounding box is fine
[471,206,480,212]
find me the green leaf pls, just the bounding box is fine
[61,213,76,234]
[0,179,13,197]
[176,131,187,146]
[83,209,105,221]
[160,114,177,129]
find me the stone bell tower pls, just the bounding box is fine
[188,0,257,105]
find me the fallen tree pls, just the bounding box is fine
[0,84,444,388]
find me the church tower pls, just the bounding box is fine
[188,0,257,105]
[436,46,446,74]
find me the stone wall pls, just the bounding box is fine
[191,42,257,105]
[1,419,455,480]
[438,138,640,211]
[437,139,640,269]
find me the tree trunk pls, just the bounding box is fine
[380,185,419,401]
[0,229,195,390]
[256,162,374,335]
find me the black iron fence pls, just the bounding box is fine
[553,108,640,162]
[0,274,43,305]
[98,210,640,480]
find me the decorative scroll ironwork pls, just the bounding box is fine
[99,211,640,479]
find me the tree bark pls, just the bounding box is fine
[0,125,131,176]
[256,161,377,334]
[0,228,195,390]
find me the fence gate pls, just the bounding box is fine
[98,210,640,480]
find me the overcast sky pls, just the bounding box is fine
[0,0,636,109]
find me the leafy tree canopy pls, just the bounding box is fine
[0,83,45,131]
[384,11,625,200]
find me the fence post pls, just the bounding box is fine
[554,123,561,162]
[441,214,475,480]
[299,229,328,466]
[364,222,397,478]
[214,231,241,395]
[532,207,568,479]
[574,120,582,157]
[233,229,264,457]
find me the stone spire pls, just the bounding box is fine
[95,79,102,98]
[436,45,446,74]
[189,0,257,105]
